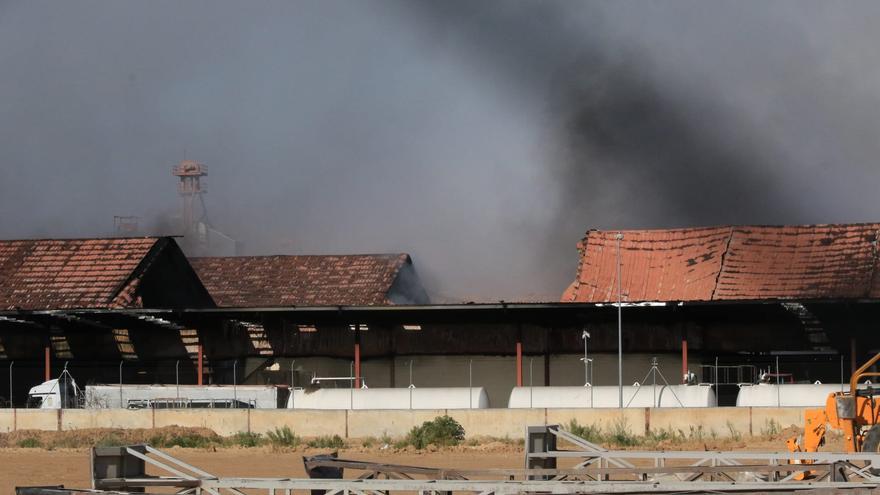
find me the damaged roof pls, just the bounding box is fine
[190,253,426,307]
[0,237,170,310]
[562,223,880,302]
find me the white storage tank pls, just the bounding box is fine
[507,384,716,408]
[735,383,864,407]
[287,387,490,410]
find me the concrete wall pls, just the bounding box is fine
[0,406,804,439]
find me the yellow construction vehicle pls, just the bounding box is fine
[787,352,880,477]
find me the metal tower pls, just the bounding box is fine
[171,159,208,235]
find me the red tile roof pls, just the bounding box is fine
[563,224,880,302]
[189,254,414,307]
[0,237,162,310]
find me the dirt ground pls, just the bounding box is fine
[0,427,845,493]
[0,447,522,493]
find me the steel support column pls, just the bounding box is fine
[44,344,51,382]
[516,342,523,388]
[681,339,688,384]
[354,323,361,389]
[197,344,203,386]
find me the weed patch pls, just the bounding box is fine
[307,435,345,449]
[266,426,300,448]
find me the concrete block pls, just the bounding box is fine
[0,410,14,432]
[249,410,346,437]
[545,408,647,436]
[450,409,545,439]
[153,410,249,436]
[347,409,445,439]
[14,409,59,431]
[751,407,804,433]
[650,407,750,438]
[61,409,153,430]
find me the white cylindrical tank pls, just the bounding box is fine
[287,387,489,410]
[736,383,862,407]
[507,385,716,408]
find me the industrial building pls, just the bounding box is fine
[1,223,880,408]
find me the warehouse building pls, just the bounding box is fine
[2,224,880,407]
[0,237,214,402]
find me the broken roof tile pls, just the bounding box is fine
[190,254,413,307]
[0,237,159,310]
[563,223,880,302]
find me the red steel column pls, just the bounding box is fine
[516,341,523,387]
[354,324,361,389]
[681,339,688,383]
[44,345,51,382]
[197,344,203,385]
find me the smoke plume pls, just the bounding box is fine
[2,1,880,301]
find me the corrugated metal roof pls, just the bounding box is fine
[0,237,161,310]
[563,223,880,302]
[190,254,412,307]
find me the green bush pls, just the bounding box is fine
[607,417,638,447]
[230,432,264,448]
[687,425,705,442]
[307,434,345,449]
[406,415,465,449]
[565,419,603,443]
[645,427,684,445]
[726,421,743,441]
[147,432,215,449]
[94,433,126,448]
[761,419,781,437]
[266,426,300,448]
[17,438,42,448]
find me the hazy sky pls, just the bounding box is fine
[2,1,880,301]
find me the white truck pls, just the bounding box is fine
[26,375,81,409]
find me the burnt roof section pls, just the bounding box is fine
[563,223,880,303]
[189,253,416,307]
[0,237,168,310]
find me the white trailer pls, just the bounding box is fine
[85,384,284,409]
[27,374,286,409]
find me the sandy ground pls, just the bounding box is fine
[1,447,522,493]
[0,427,845,493]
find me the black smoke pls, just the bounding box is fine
[2,1,880,301]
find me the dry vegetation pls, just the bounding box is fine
[0,416,821,453]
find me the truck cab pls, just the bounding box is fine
[26,376,80,409]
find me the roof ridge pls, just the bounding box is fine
[588,222,880,233]
[0,236,165,243]
[190,252,409,260]
[107,238,165,307]
[710,226,736,301]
